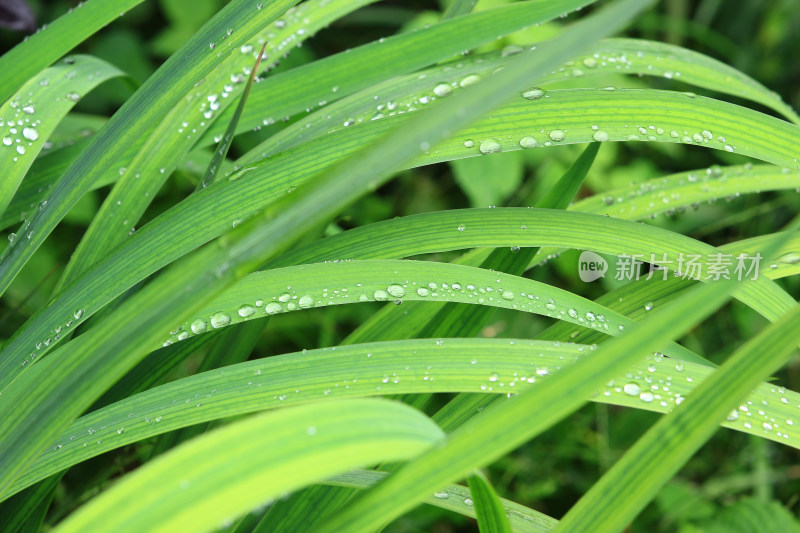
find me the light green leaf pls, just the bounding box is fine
[0,0,302,298]
[468,471,514,533]
[51,399,444,533]
[327,470,556,532]
[554,303,800,533]
[11,336,800,499]
[0,0,144,104]
[0,55,124,218]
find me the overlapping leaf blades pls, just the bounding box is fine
[0,0,799,530]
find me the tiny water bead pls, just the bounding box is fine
[519,136,538,149]
[459,74,481,87]
[479,138,501,154]
[298,295,314,308]
[210,312,231,328]
[387,284,406,298]
[522,87,545,100]
[548,130,566,142]
[433,83,452,97]
[592,130,610,142]
[237,305,256,318]
[190,319,207,334]
[623,383,641,396]
[265,302,282,315]
[22,127,38,141]
[373,289,389,301]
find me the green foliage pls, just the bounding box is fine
[0,0,799,531]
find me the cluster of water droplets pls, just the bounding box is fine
[601,352,799,442]
[590,163,800,222]
[1,90,44,162]
[18,308,85,368]
[161,272,628,347]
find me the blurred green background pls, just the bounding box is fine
[2,0,800,531]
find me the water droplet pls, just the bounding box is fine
[459,74,481,87]
[479,138,501,154]
[501,290,514,300]
[16,145,26,155]
[417,287,429,297]
[433,490,449,499]
[387,284,406,298]
[592,130,610,142]
[549,130,566,142]
[522,87,545,100]
[373,289,389,301]
[489,372,499,382]
[463,139,474,148]
[457,224,466,231]
[2,137,11,146]
[623,383,641,396]
[210,312,231,328]
[265,302,282,315]
[582,57,597,68]
[298,295,314,308]
[644,302,654,311]
[66,92,81,102]
[639,391,654,403]
[190,319,206,334]
[73,309,84,320]
[22,127,38,141]
[519,136,538,148]
[433,83,452,97]
[237,305,256,318]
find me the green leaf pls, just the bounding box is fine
[0,0,645,500]
[236,37,798,163]
[7,81,799,383]
[698,498,800,533]
[198,43,266,190]
[11,336,800,499]
[156,258,702,364]
[51,399,444,533]
[468,471,514,533]
[198,0,598,148]
[441,0,478,20]
[328,470,556,532]
[0,0,145,104]
[451,151,524,207]
[553,299,800,532]
[0,55,124,218]
[308,281,745,532]
[0,0,302,297]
